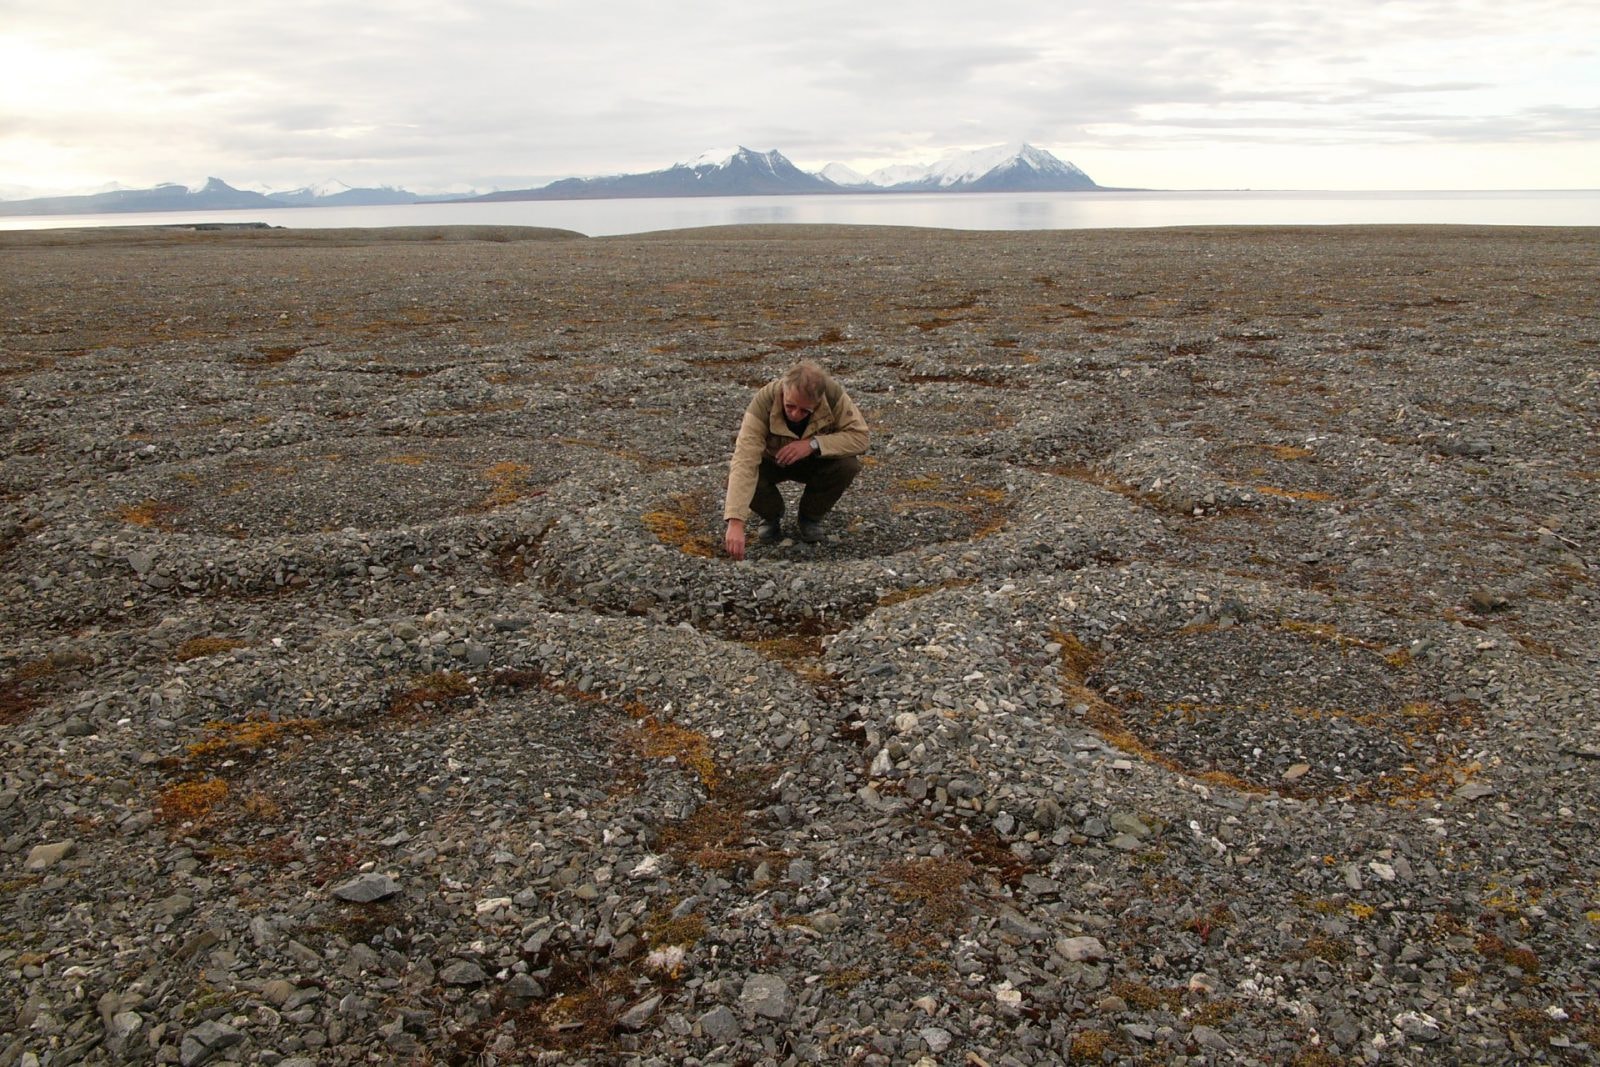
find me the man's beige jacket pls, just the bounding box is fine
[723,374,869,522]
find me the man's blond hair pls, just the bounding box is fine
[782,359,828,404]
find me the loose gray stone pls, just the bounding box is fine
[617,993,663,1031]
[997,906,1049,941]
[740,974,793,1019]
[439,960,487,986]
[331,873,400,902]
[700,1004,740,1043]
[1109,812,1152,839]
[180,1020,244,1067]
[262,979,296,1006]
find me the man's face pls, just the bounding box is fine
[782,388,816,423]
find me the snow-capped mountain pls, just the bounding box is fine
[0,142,1102,217]
[859,144,1097,192]
[470,146,836,202]
[861,164,931,188]
[818,162,870,187]
[267,180,423,207]
[0,176,473,216]
[0,177,279,216]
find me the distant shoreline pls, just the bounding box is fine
[3,188,1598,237]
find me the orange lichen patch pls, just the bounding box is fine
[476,460,532,509]
[742,634,837,686]
[875,856,976,930]
[972,517,1008,540]
[649,756,783,873]
[1278,620,1409,666]
[13,658,60,683]
[1220,442,1315,463]
[185,716,323,764]
[1038,463,1165,508]
[745,634,825,661]
[1294,935,1352,962]
[624,706,718,790]
[642,492,718,558]
[388,671,475,720]
[1051,630,1100,684]
[1476,934,1540,974]
[1070,1031,1122,1062]
[0,677,42,726]
[890,474,1010,536]
[520,964,634,1051]
[1112,979,1185,1011]
[239,790,285,821]
[1051,630,1274,796]
[877,578,977,607]
[377,453,430,466]
[242,345,303,365]
[1253,485,1336,503]
[657,801,748,872]
[1,651,91,724]
[155,778,229,824]
[116,499,184,529]
[172,637,248,662]
[643,910,707,949]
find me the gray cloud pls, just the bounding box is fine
[2,0,1595,191]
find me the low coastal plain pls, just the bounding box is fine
[2,223,1598,1065]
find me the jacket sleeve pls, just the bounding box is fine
[815,386,869,458]
[723,385,775,521]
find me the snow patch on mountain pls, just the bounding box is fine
[858,144,1094,191]
[689,147,745,169]
[928,143,1038,186]
[685,147,790,175]
[862,163,931,187]
[819,163,870,187]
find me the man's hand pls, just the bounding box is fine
[775,439,813,466]
[724,518,747,560]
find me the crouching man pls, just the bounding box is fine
[723,359,869,560]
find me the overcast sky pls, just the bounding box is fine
[3,0,1596,196]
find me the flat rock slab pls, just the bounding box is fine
[331,873,401,902]
[24,841,76,870]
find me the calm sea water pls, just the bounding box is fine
[3,189,1598,236]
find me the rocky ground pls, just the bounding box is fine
[2,221,1598,1066]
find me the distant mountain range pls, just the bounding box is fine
[0,177,463,217]
[0,144,1101,217]
[466,144,1098,202]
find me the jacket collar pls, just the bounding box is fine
[769,388,834,439]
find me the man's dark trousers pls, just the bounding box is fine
[751,454,862,523]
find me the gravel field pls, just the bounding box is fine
[2,221,1598,1066]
